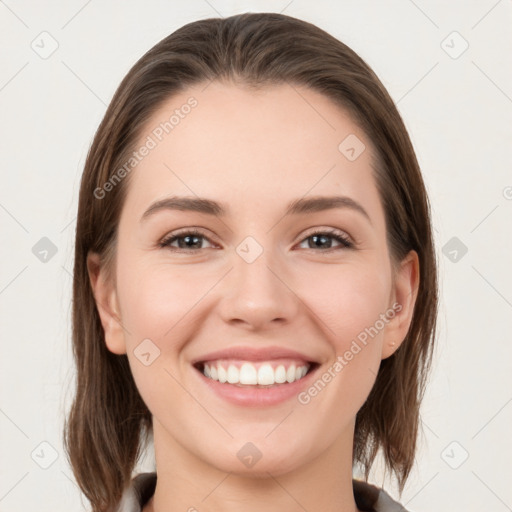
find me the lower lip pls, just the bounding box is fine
[194,365,320,407]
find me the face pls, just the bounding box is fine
[89,81,418,477]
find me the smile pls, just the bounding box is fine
[191,347,321,406]
[199,360,312,387]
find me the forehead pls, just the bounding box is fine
[122,81,383,225]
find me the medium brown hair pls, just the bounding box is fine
[64,12,438,511]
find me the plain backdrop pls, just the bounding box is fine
[1,1,511,511]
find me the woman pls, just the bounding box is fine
[64,12,438,512]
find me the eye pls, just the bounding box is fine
[159,227,354,253]
[159,228,216,252]
[297,229,354,251]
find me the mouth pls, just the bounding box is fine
[190,346,322,406]
[193,359,320,388]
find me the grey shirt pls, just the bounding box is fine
[116,472,410,512]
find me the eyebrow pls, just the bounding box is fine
[140,195,372,225]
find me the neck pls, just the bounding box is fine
[144,420,361,512]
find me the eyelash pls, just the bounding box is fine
[158,228,354,253]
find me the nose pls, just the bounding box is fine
[217,245,300,331]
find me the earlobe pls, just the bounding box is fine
[86,251,127,355]
[381,250,420,359]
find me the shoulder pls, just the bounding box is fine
[117,473,410,512]
[116,473,157,512]
[353,479,411,512]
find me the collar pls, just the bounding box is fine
[117,472,409,512]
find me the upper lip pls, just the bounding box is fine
[192,346,319,365]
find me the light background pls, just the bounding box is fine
[1,1,511,511]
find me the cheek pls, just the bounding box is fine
[294,266,390,413]
[297,261,391,349]
[117,260,217,342]
[115,260,214,413]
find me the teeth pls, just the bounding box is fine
[227,365,238,384]
[202,361,311,386]
[286,365,295,383]
[258,364,274,385]
[218,365,227,383]
[274,365,287,384]
[240,363,257,385]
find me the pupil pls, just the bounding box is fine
[311,234,331,249]
[180,235,201,249]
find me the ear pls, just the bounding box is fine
[381,249,420,359]
[87,251,127,355]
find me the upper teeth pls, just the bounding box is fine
[203,361,310,385]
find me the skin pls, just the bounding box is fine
[88,81,419,512]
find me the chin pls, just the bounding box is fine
[201,437,310,478]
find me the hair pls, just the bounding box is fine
[64,11,438,512]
